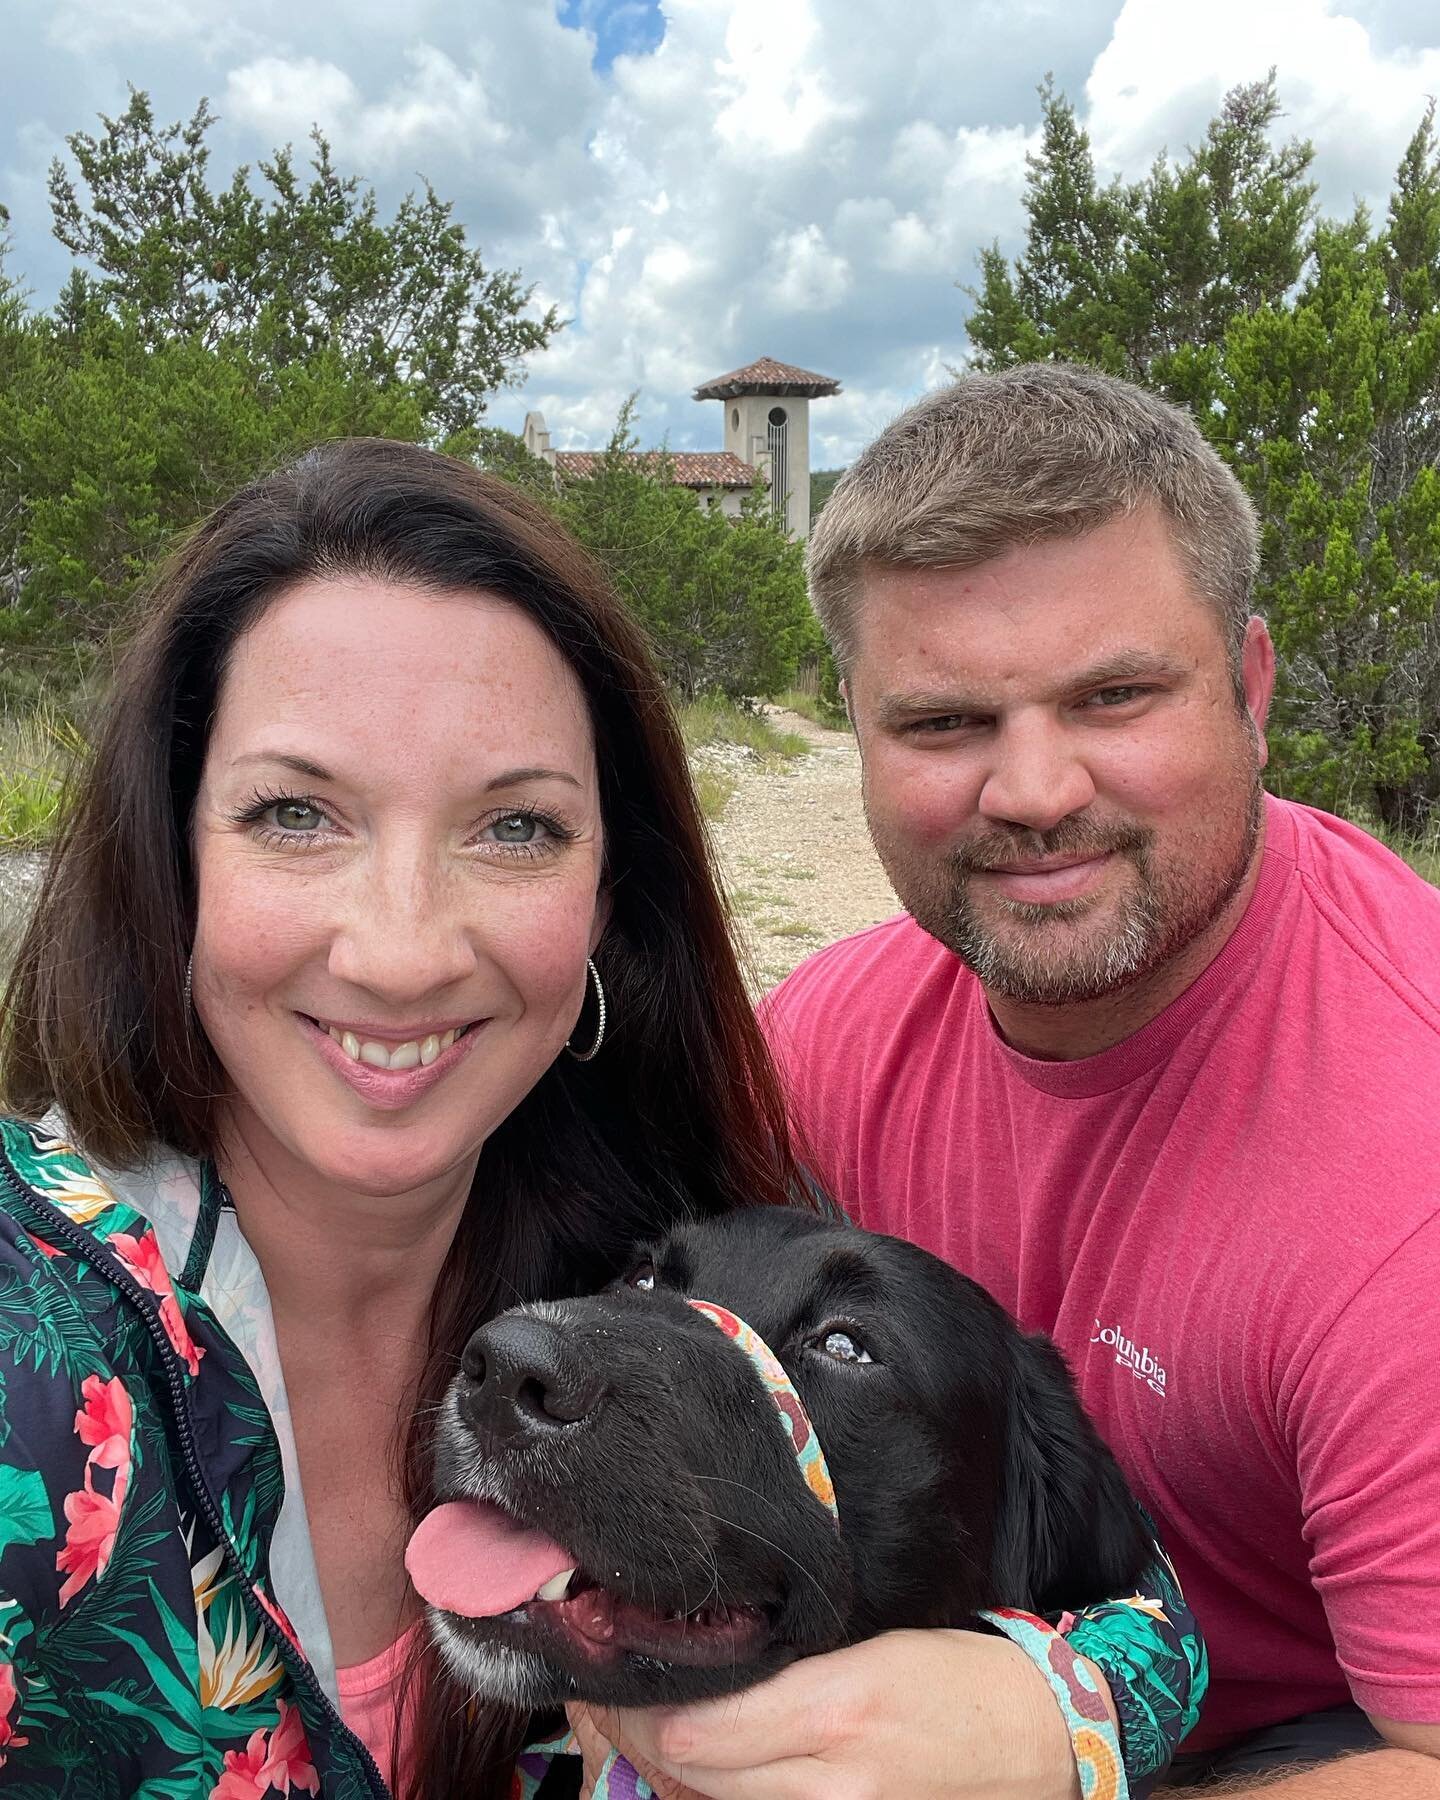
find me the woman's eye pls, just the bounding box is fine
[272,800,325,832]
[627,1262,656,1292]
[818,1329,873,1364]
[490,813,541,845]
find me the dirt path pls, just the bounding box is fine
[695,708,899,992]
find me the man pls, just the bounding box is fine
[576,365,1440,1798]
[765,364,1440,1790]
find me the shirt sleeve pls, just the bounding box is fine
[1064,1523,1209,1794]
[1285,1211,1440,1724]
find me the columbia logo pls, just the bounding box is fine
[1091,1320,1167,1397]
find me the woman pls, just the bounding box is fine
[0,441,1199,1799]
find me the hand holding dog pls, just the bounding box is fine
[570,1628,1099,1800]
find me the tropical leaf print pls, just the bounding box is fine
[0,1467,53,1557]
[192,1543,284,1712]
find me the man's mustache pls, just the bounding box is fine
[950,819,1152,877]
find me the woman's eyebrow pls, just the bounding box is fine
[231,751,583,792]
[232,751,334,781]
[485,766,583,792]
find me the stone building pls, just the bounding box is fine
[522,355,840,540]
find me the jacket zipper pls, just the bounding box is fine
[1,1153,394,1800]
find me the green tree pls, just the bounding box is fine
[0,308,424,668]
[48,88,560,440]
[551,402,816,699]
[965,77,1440,829]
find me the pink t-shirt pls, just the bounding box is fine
[337,1629,416,1787]
[761,796,1440,1754]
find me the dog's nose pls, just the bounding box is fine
[458,1314,602,1443]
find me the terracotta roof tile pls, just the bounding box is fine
[693,357,841,400]
[554,450,756,490]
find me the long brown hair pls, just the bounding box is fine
[2,439,801,1795]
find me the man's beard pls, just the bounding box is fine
[899,781,1263,1007]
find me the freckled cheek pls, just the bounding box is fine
[476,885,602,1001]
[193,855,334,998]
[1091,733,1226,819]
[865,745,983,848]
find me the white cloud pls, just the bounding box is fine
[226,44,509,166]
[1087,0,1440,211]
[8,0,1440,465]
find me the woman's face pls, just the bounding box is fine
[191,575,608,1199]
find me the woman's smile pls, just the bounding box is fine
[300,1011,487,1111]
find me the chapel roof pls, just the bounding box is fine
[554,449,756,490]
[692,356,842,400]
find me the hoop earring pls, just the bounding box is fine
[565,957,607,1062]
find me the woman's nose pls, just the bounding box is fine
[325,858,479,998]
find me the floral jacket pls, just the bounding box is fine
[0,1115,1205,1798]
[0,1114,391,1800]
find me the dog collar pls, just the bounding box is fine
[688,1298,839,1523]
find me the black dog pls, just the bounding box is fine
[409,1207,1149,1721]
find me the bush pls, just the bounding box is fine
[552,404,818,701]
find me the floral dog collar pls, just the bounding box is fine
[686,1297,840,1522]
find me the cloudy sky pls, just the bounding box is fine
[3,0,1439,465]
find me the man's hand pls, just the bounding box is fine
[568,1628,1099,1800]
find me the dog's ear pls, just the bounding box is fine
[991,1332,1150,1614]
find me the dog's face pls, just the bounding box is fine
[411,1209,1147,1710]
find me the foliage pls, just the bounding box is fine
[48,88,559,441]
[0,89,559,686]
[965,75,1440,829]
[552,402,820,700]
[0,706,85,849]
[0,304,425,664]
[809,467,844,524]
[692,766,737,821]
[677,693,810,762]
[778,685,848,731]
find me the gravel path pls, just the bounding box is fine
[696,708,899,992]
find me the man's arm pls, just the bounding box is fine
[1166,1721,1438,1795]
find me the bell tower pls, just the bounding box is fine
[693,357,841,539]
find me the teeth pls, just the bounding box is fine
[326,1025,460,1069]
[534,1569,576,1602]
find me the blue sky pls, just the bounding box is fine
[4,1,1439,464]
[559,0,666,69]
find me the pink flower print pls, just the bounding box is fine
[75,1373,133,1475]
[0,1661,29,1765]
[253,1583,304,1656]
[211,1729,269,1798]
[208,1701,319,1798]
[109,1229,205,1377]
[55,1464,123,1606]
[259,1699,320,1794]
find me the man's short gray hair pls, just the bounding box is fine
[807,363,1259,682]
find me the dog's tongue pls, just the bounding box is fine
[405,1501,574,1619]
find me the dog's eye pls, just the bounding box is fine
[817,1329,873,1365]
[627,1261,656,1292]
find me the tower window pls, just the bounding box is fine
[731,407,740,430]
[767,408,789,527]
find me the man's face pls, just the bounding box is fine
[846,507,1272,1006]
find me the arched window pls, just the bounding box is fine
[766,407,788,526]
